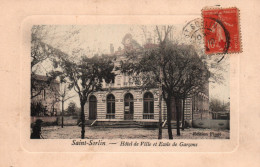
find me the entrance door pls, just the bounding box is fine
[124,93,134,120]
[89,95,97,120]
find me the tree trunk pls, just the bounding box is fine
[182,98,185,130]
[166,98,173,139]
[61,100,64,128]
[158,86,162,139]
[158,43,164,140]
[80,102,85,139]
[192,96,194,122]
[176,99,180,136]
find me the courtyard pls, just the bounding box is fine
[41,126,230,139]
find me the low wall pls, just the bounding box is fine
[192,119,229,129]
[31,116,58,126]
[31,116,79,126]
[57,116,79,126]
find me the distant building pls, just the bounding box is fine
[31,74,60,116]
[85,34,209,125]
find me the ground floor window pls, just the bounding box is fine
[124,93,134,120]
[143,92,154,119]
[89,95,97,120]
[106,94,115,119]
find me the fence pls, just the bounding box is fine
[57,116,79,126]
[31,116,58,126]
[212,112,230,120]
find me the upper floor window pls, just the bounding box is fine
[116,75,121,86]
[129,77,133,86]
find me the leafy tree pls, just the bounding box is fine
[66,101,79,116]
[121,26,209,139]
[209,98,229,112]
[31,28,115,135]
[53,54,115,139]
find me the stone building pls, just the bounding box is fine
[85,34,209,126]
[31,74,60,116]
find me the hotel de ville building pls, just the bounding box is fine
[84,34,209,127]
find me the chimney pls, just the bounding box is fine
[110,43,114,54]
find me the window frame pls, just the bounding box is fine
[143,92,154,119]
[106,94,116,119]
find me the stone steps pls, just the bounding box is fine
[85,120,182,128]
[95,121,143,128]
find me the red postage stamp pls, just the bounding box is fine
[202,7,241,54]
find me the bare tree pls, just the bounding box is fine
[31,26,56,99]
[121,26,210,139]
[31,25,82,99]
[156,26,173,139]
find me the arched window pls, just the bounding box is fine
[107,94,115,119]
[143,92,154,119]
[124,93,134,120]
[89,95,97,120]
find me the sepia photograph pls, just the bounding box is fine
[30,23,230,140]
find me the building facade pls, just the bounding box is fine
[84,34,209,125]
[31,74,60,116]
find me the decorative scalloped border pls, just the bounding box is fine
[201,6,243,55]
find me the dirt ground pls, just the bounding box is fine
[41,126,230,139]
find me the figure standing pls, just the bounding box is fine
[30,119,43,139]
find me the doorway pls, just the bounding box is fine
[124,93,134,120]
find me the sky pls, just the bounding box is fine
[33,24,230,108]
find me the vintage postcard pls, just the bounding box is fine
[1,0,260,166]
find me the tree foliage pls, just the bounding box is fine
[120,26,210,139]
[209,98,229,112]
[53,54,115,105]
[31,25,115,138]
[52,53,115,138]
[65,101,79,116]
[123,44,209,98]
